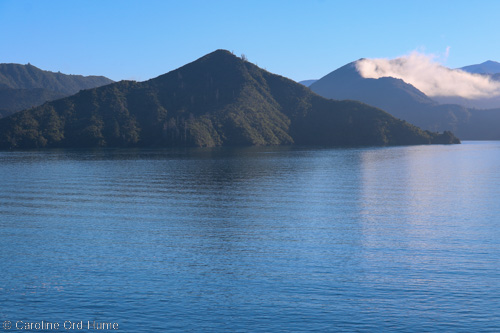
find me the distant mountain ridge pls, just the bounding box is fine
[442,60,500,108]
[0,50,458,149]
[0,63,113,117]
[460,60,500,74]
[0,63,113,93]
[299,79,317,87]
[309,60,500,140]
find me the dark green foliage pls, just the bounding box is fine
[0,63,113,117]
[0,50,459,150]
[430,130,461,144]
[0,88,66,117]
[0,63,113,94]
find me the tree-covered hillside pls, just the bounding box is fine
[0,50,459,149]
[0,63,113,117]
[0,88,66,118]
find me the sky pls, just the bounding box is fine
[1,0,499,82]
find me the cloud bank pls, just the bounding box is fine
[355,52,500,99]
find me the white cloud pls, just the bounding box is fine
[444,46,451,60]
[355,51,500,99]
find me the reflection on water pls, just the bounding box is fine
[1,143,499,332]
[358,144,500,329]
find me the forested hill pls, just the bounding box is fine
[0,63,113,94]
[0,63,113,117]
[0,50,459,149]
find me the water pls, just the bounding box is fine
[1,142,499,332]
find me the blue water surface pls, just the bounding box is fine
[1,142,499,332]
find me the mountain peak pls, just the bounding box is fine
[0,50,458,149]
[460,60,500,74]
[196,49,244,63]
[207,49,235,57]
[309,61,362,92]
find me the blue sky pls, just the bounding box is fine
[1,0,499,82]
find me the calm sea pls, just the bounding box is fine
[1,142,499,332]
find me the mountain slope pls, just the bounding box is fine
[298,79,317,87]
[309,61,438,121]
[431,61,500,108]
[0,88,66,118]
[309,61,498,139]
[460,60,500,74]
[0,63,113,117]
[0,50,458,149]
[0,63,113,94]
